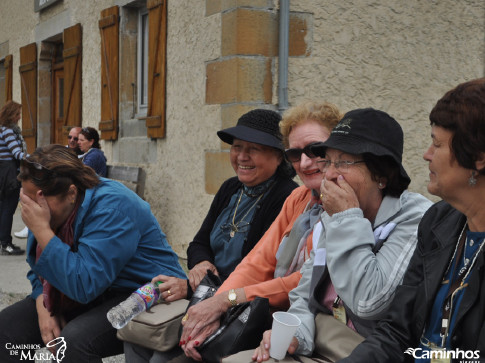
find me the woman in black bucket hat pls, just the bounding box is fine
[124,109,298,362]
[252,108,432,362]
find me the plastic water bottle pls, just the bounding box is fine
[107,281,163,329]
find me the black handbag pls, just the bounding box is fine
[196,296,271,363]
[179,270,223,339]
[187,270,222,309]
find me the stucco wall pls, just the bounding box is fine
[147,1,221,256]
[1,0,484,258]
[285,0,485,201]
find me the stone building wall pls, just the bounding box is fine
[0,0,483,257]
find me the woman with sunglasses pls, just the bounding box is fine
[0,100,26,255]
[252,108,432,362]
[0,144,186,362]
[125,109,298,362]
[179,101,343,361]
[78,126,107,177]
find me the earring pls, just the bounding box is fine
[378,182,384,188]
[469,170,477,186]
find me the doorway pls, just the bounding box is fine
[51,43,64,145]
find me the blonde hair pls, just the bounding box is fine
[280,101,343,148]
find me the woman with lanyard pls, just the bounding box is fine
[0,101,26,255]
[339,78,485,362]
[124,109,298,362]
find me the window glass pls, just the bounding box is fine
[138,10,148,112]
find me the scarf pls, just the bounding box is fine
[36,197,82,316]
[274,190,323,278]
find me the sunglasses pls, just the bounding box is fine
[21,158,54,182]
[67,135,78,141]
[284,142,326,163]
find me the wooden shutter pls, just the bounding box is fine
[146,0,167,139]
[4,54,12,102]
[63,24,82,137]
[19,43,37,154]
[99,6,119,140]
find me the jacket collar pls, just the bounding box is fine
[373,191,403,228]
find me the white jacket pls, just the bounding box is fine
[288,190,432,355]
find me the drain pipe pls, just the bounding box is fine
[278,0,290,113]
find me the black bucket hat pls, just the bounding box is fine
[310,108,410,183]
[217,109,283,150]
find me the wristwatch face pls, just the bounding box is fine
[228,290,237,305]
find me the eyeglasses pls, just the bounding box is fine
[284,142,325,163]
[317,159,365,173]
[67,135,78,141]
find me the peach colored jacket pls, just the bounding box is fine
[216,186,314,310]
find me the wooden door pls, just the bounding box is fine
[52,65,64,144]
[19,43,37,154]
[63,23,82,138]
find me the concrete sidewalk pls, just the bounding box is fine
[0,207,125,362]
[0,207,31,306]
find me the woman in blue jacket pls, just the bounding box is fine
[78,126,107,177]
[0,144,186,362]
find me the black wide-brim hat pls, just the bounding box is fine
[311,108,410,183]
[217,109,284,150]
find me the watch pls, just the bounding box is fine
[228,289,237,307]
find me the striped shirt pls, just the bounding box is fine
[0,126,25,161]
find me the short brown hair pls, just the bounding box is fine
[429,78,485,174]
[280,101,343,148]
[18,144,100,197]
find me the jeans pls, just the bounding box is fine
[0,291,130,362]
[0,184,19,245]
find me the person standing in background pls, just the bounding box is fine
[0,101,26,255]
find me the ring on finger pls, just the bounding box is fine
[182,314,189,323]
[167,290,171,296]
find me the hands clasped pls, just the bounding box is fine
[179,295,227,361]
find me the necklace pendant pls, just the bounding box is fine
[229,225,237,238]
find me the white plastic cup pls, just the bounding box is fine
[269,311,301,360]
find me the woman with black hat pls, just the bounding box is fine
[124,109,297,361]
[179,101,344,361]
[252,108,432,362]
[149,109,298,301]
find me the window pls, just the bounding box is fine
[138,8,149,113]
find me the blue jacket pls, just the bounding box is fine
[26,178,186,304]
[82,148,107,177]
